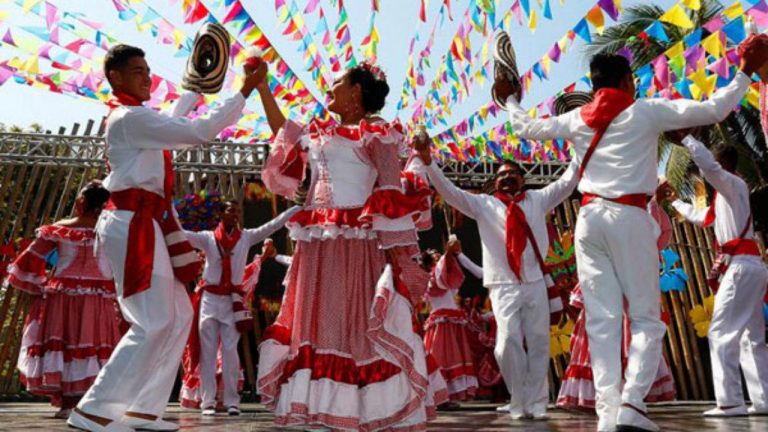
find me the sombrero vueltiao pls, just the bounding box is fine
[554,91,594,116]
[492,31,522,109]
[182,22,230,94]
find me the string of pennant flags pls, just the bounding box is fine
[429,0,768,164]
[0,0,766,164]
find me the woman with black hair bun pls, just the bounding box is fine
[254,59,442,430]
[6,180,124,419]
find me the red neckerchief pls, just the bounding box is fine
[494,191,528,280]
[214,222,242,289]
[578,88,635,180]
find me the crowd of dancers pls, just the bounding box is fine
[5,25,768,432]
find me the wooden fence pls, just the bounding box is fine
[1,125,764,403]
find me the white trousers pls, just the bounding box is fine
[79,210,193,419]
[708,257,768,409]
[488,280,550,415]
[199,291,241,409]
[575,201,666,420]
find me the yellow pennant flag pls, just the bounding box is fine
[659,4,693,29]
[529,9,537,32]
[22,0,41,13]
[665,41,685,59]
[22,56,39,74]
[746,85,759,109]
[682,0,701,10]
[586,5,605,35]
[701,31,724,58]
[723,1,744,19]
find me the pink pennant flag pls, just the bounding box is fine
[304,0,320,14]
[747,2,768,28]
[703,16,724,33]
[46,2,58,30]
[49,26,59,44]
[653,56,669,87]
[706,57,730,79]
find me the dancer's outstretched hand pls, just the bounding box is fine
[446,238,462,255]
[655,181,677,203]
[739,34,768,80]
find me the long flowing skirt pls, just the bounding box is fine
[423,309,478,401]
[556,310,676,410]
[17,284,124,408]
[257,237,443,431]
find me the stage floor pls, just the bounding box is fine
[0,401,766,431]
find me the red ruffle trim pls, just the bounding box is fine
[262,324,406,388]
[441,364,478,381]
[38,225,96,241]
[288,207,371,230]
[360,188,432,222]
[46,277,115,293]
[21,373,98,396]
[26,340,115,362]
[7,273,43,294]
[563,364,594,380]
[309,118,404,142]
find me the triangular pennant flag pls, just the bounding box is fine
[660,5,694,29]
[586,5,605,35]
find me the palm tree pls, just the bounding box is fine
[585,0,768,229]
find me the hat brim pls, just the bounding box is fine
[554,91,593,116]
[182,23,231,94]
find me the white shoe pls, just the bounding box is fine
[201,407,216,417]
[703,405,748,417]
[227,406,240,416]
[495,403,510,413]
[529,411,549,421]
[509,410,527,420]
[616,405,659,432]
[597,405,618,432]
[120,417,179,431]
[67,410,134,432]
[748,405,768,416]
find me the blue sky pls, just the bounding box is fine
[0,0,677,133]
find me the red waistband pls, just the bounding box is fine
[106,188,167,219]
[719,238,760,257]
[581,193,649,210]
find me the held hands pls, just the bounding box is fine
[445,238,462,256]
[240,56,268,98]
[655,181,677,204]
[738,34,768,80]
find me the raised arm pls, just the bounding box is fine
[275,254,292,266]
[531,159,578,213]
[680,136,744,204]
[244,206,302,246]
[506,97,577,141]
[671,200,708,226]
[425,163,484,219]
[647,72,751,132]
[162,91,201,117]
[457,252,483,279]
[123,92,246,150]
[183,230,210,251]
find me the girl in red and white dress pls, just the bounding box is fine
[255,59,443,430]
[7,181,123,419]
[557,198,677,411]
[423,239,479,404]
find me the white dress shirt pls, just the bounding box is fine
[671,136,755,247]
[425,161,578,287]
[507,72,751,198]
[185,207,300,286]
[103,91,246,196]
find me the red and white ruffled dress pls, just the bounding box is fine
[423,253,478,401]
[258,119,446,431]
[6,225,124,409]
[556,285,676,410]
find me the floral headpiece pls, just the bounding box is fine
[360,61,386,81]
